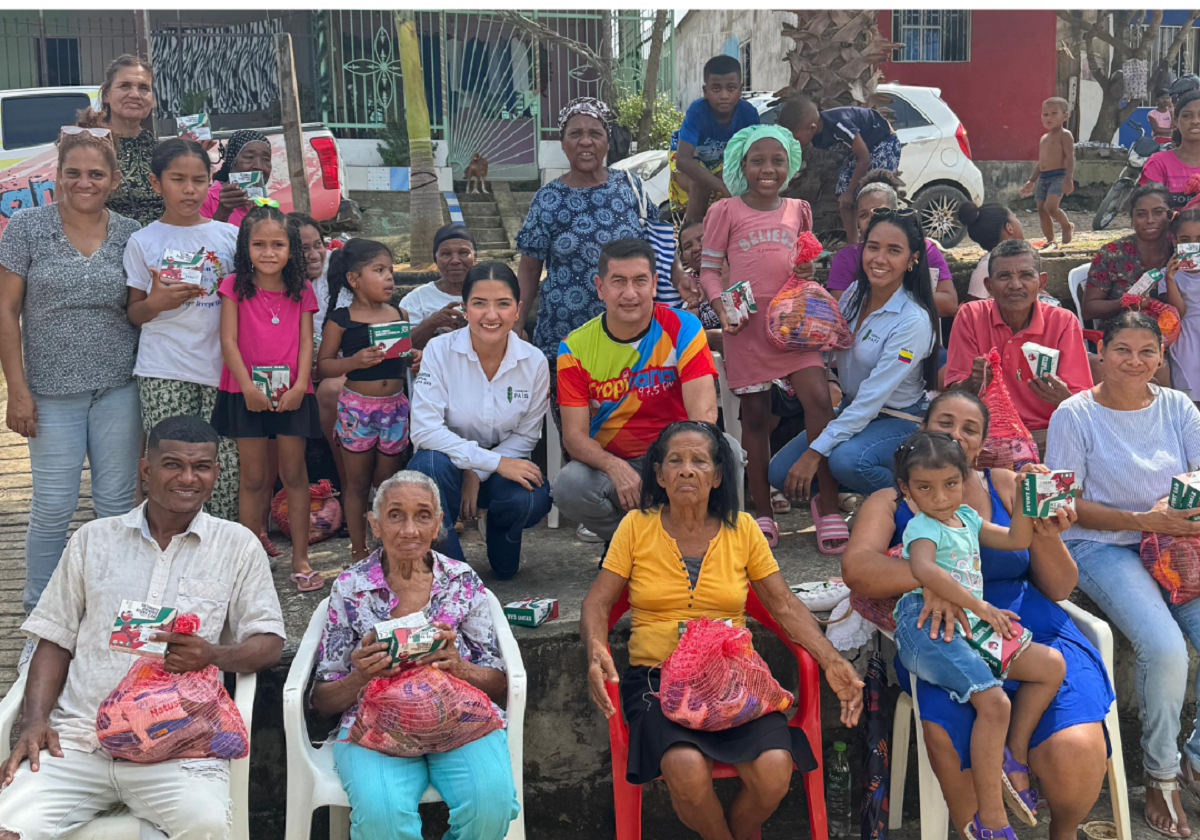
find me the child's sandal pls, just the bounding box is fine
[290,570,325,592]
[967,814,1019,840]
[1001,746,1039,826]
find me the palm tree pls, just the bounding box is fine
[396,10,444,266]
[778,10,898,239]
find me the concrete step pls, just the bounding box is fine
[456,191,499,203]
[461,204,500,219]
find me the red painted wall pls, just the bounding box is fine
[878,11,1058,161]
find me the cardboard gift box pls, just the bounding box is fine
[504,598,559,627]
[176,113,211,141]
[160,249,206,286]
[251,365,290,408]
[1170,470,1200,520]
[1021,341,1061,379]
[368,321,412,359]
[1020,470,1077,517]
[720,280,757,326]
[229,170,266,200]
[109,600,178,658]
[374,612,446,665]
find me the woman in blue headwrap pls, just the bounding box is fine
[696,125,846,552]
[202,129,272,227]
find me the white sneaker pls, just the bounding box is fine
[576,524,604,543]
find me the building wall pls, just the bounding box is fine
[673,10,793,110]
[878,10,1058,161]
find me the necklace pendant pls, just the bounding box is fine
[271,316,280,325]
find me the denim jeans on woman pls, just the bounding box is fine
[1067,538,1200,779]
[767,399,926,496]
[24,382,142,613]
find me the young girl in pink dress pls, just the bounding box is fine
[700,125,845,552]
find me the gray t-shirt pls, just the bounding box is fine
[0,205,140,395]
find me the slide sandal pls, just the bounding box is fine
[756,516,779,549]
[810,498,849,555]
[290,570,326,592]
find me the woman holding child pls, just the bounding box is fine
[843,390,1113,840]
[1047,310,1200,838]
[0,127,142,614]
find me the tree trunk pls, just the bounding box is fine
[636,10,670,151]
[599,10,617,109]
[396,10,444,267]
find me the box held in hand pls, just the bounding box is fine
[109,600,178,658]
[229,170,266,200]
[720,280,757,326]
[369,321,412,359]
[176,113,211,142]
[1021,341,1061,379]
[251,365,290,408]
[160,249,206,286]
[1169,470,1200,520]
[374,612,445,665]
[1020,470,1077,517]
[504,598,559,627]
[1178,242,1200,273]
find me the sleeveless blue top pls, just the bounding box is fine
[891,471,1113,768]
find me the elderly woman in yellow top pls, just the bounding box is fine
[580,421,864,840]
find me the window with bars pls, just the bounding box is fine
[891,10,971,63]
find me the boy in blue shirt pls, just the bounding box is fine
[672,54,760,223]
[780,96,900,243]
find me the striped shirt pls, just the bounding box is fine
[1047,385,1200,545]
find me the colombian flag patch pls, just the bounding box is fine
[898,349,914,364]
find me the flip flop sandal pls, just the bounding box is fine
[290,570,325,592]
[1146,777,1187,839]
[810,498,849,555]
[1001,746,1039,826]
[770,490,792,515]
[756,516,779,549]
[967,815,1019,840]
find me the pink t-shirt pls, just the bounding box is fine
[1140,150,1200,208]
[217,273,318,394]
[826,238,952,291]
[200,182,251,229]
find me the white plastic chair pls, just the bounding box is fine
[283,593,527,840]
[0,662,257,840]
[712,350,741,444]
[887,600,1129,840]
[546,413,561,529]
[1067,263,1092,328]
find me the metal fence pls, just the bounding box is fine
[0,11,138,90]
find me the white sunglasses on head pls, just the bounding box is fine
[60,126,112,138]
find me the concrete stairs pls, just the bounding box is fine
[456,188,511,254]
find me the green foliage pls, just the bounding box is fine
[615,91,683,150]
[377,120,411,167]
[179,89,211,116]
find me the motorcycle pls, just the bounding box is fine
[1093,119,1170,231]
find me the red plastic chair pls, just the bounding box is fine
[604,587,828,840]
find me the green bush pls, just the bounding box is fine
[615,92,683,151]
[377,120,411,167]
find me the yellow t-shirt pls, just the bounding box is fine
[602,508,780,667]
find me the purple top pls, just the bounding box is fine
[827,238,952,292]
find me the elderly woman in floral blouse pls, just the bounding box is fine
[310,471,519,840]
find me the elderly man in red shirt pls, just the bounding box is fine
[945,239,1093,457]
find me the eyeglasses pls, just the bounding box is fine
[870,206,917,220]
[60,126,111,138]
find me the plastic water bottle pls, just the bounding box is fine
[828,740,853,838]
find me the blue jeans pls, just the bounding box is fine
[25,382,142,613]
[333,728,519,840]
[894,593,1003,704]
[409,449,552,580]
[1067,538,1200,780]
[767,399,925,496]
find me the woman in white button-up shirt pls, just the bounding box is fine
[409,262,552,579]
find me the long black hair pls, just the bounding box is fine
[639,421,740,529]
[1173,89,1200,148]
[845,210,941,390]
[893,430,970,488]
[324,238,393,320]
[462,261,521,303]
[150,138,210,179]
[925,390,991,433]
[1129,181,1171,217]
[1101,309,1162,348]
[957,201,1013,252]
[231,204,306,301]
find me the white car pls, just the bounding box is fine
[613,83,985,248]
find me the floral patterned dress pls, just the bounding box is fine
[1084,234,1171,301]
[312,549,506,736]
[107,129,164,227]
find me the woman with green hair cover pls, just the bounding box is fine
[697,124,849,554]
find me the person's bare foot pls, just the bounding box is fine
[1147,780,1190,838]
[1062,218,1074,245]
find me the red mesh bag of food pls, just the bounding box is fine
[1121,294,1181,348]
[271,479,343,545]
[766,232,854,352]
[976,349,1041,471]
[348,666,503,757]
[96,614,248,763]
[849,545,903,633]
[1141,532,1200,604]
[656,617,793,732]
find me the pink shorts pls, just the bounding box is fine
[335,388,410,455]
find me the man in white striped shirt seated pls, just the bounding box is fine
[0,415,285,840]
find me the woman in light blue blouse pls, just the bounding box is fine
[769,209,940,505]
[1047,310,1200,838]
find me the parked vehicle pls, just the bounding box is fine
[613,83,985,248]
[0,85,352,235]
[1092,119,1167,231]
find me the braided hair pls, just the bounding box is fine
[231,204,307,301]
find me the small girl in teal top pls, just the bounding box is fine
[892,430,1064,840]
